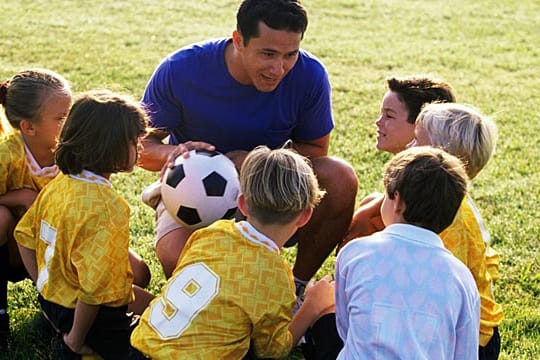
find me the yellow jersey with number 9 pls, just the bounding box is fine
[131,220,295,359]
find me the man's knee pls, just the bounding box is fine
[155,229,191,278]
[312,157,358,209]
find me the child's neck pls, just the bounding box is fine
[247,219,297,249]
[21,133,54,168]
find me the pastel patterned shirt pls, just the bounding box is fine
[336,224,480,360]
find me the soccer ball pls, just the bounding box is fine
[161,149,240,229]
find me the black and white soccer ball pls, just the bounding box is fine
[161,150,240,229]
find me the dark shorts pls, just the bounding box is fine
[479,327,500,360]
[302,313,343,360]
[38,295,133,360]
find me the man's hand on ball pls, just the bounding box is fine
[161,141,215,178]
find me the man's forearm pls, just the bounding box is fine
[138,139,175,171]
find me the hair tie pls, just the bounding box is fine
[0,80,9,106]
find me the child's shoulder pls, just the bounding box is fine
[0,131,23,153]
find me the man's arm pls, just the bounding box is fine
[138,131,176,172]
[138,132,216,173]
[224,135,330,173]
[293,134,329,159]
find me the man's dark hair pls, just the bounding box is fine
[236,0,308,44]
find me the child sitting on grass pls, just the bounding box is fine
[14,90,155,359]
[342,102,503,359]
[131,145,333,359]
[411,102,503,358]
[0,69,72,344]
[304,146,480,359]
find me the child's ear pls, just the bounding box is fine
[237,193,248,217]
[19,119,36,136]
[296,207,313,228]
[393,191,406,217]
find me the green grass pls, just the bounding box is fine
[1,0,539,358]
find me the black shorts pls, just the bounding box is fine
[38,295,133,360]
[302,313,343,360]
[479,327,500,360]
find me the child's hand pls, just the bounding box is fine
[303,275,336,325]
[62,332,94,355]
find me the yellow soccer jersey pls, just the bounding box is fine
[14,171,134,308]
[0,132,58,216]
[440,196,504,346]
[132,220,295,359]
[0,115,12,139]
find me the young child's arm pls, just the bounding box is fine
[289,275,336,347]
[0,188,38,210]
[62,300,99,355]
[340,192,385,249]
[128,284,155,315]
[16,244,37,282]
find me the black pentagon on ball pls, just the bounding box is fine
[166,164,186,188]
[177,206,202,226]
[195,149,220,157]
[203,171,227,197]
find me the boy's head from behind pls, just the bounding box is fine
[239,145,325,225]
[415,102,498,179]
[382,146,469,234]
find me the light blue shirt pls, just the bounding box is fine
[336,223,480,359]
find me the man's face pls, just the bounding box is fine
[234,22,302,92]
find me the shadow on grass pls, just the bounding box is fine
[1,312,66,360]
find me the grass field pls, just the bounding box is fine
[1,0,539,358]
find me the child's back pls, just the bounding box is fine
[334,146,480,359]
[131,145,327,359]
[337,223,479,358]
[132,219,295,358]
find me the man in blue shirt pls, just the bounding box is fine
[138,0,358,301]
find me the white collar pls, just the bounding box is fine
[21,133,59,178]
[235,220,280,254]
[69,170,111,187]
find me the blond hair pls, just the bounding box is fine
[417,102,497,179]
[240,146,325,224]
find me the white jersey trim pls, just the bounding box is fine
[69,170,111,187]
[235,221,280,254]
[21,134,59,178]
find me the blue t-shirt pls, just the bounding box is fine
[142,38,334,153]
